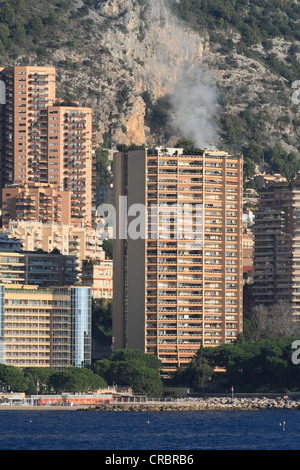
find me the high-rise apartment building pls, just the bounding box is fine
[0,66,95,226]
[1,182,71,226]
[253,182,300,319]
[113,147,243,376]
[46,105,94,226]
[0,66,56,188]
[0,284,92,370]
[0,250,25,285]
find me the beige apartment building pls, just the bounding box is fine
[0,284,92,370]
[1,182,72,226]
[113,147,243,376]
[0,251,25,285]
[0,66,95,226]
[46,105,94,226]
[0,220,103,269]
[82,253,113,299]
[1,285,71,369]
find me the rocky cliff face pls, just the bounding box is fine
[96,0,207,96]
[38,0,299,155]
[51,0,210,147]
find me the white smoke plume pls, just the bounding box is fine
[170,67,219,149]
[147,0,219,148]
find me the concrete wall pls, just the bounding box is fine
[112,152,126,350]
[126,151,146,351]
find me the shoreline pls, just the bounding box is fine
[84,395,300,411]
[0,405,82,410]
[2,396,300,411]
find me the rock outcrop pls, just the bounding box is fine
[82,396,300,411]
[52,0,209,146]
[34,0,299,153]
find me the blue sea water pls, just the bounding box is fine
[0,409,299,450]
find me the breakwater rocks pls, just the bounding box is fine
[83,396,300,412]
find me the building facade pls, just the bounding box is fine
[96,183,114,206]
[0,285,92,370]
[0,250,78,288]
[0,234,23,251]
[46,105,94,226]
[253,182,300,319]
[113,147,243,376]
[1,182,71,226]
[0,66,95,226]
[0,66,56,191]
[82,256,113,299]
[70,287,92,368]
[0,250,25,285]
[0,220,103,269]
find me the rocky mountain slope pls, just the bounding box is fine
[1,0,300,171]
[53,0,214,148]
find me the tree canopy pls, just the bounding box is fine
[92,349,163,397]
[50,367,107,394]
[0,364,28,392]
[95,147,112,188]
[244,301,300,342]
[0,365,107,395]
[171,337,300,392]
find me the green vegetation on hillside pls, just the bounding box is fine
[95,147,112,188]
[141,91,173,136]
[173,0,300,48]
[173,0,300,178]
[0,0,74,59]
